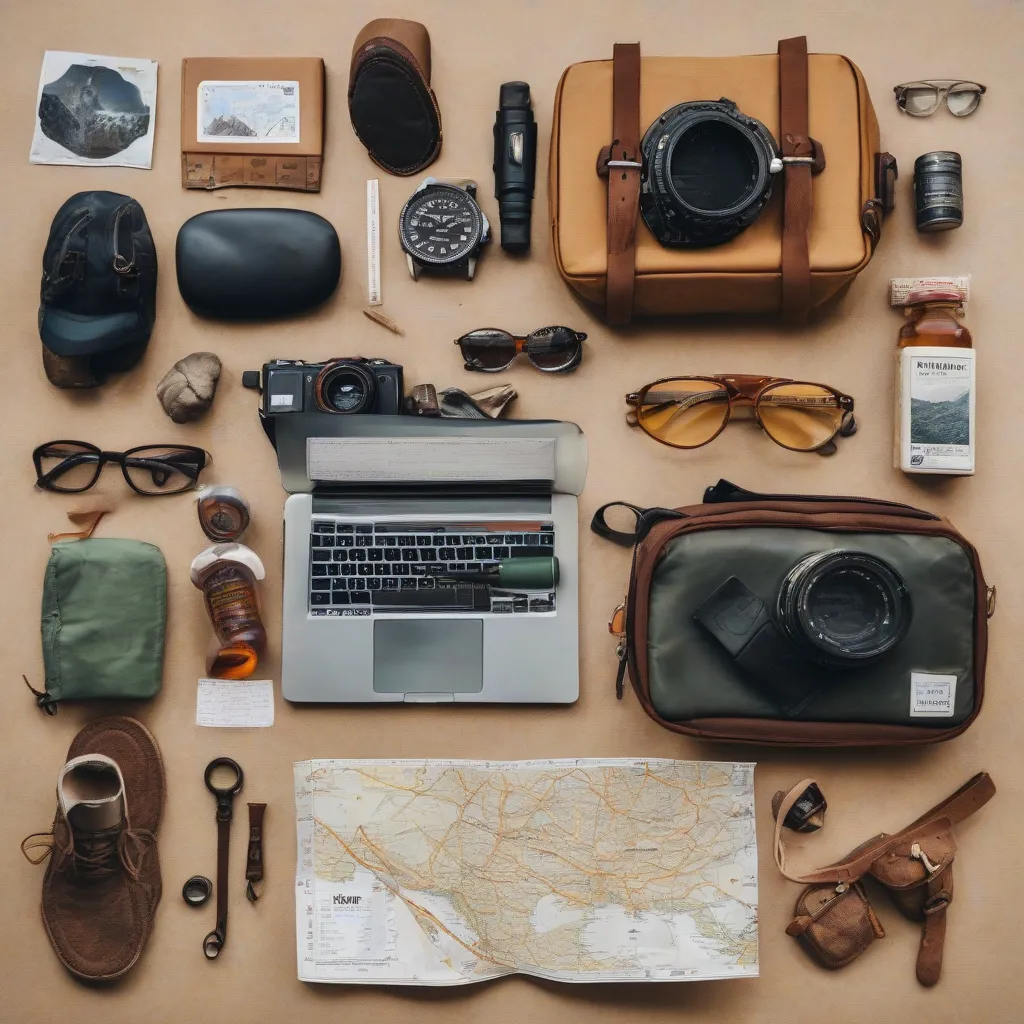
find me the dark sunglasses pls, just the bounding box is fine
[626,375,857,455]
[893,80,986,117]
[455,326,586,373]
[33,441,211,495]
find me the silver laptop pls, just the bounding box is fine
[275,415,587,703]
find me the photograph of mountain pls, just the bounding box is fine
[31,52,157,168]
[911,389,970,445]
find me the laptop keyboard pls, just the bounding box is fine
[308,521,557,616]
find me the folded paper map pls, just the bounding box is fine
[294,758,758,984]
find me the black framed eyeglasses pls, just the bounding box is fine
[893,80,986,117]
[455,326,586,373]
[33,441,211,495]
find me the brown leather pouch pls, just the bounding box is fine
[773,774,995,986]
[348,19,442,176]
[786,881,885,969]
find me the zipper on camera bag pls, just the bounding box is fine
[703,479,938,519]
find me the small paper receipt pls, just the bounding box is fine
[196,678,275,728]
[910,672,957,718]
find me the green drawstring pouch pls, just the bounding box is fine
[35,538,167,713]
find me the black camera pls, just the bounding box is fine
[640,98,782,248]
[242,358,404,417]
[694,550,912,714]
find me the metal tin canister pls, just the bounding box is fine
[914,151,963,232]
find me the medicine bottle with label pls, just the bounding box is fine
[896,289,975,476]
[190,544,267,678]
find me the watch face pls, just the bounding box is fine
[400,185,483,265]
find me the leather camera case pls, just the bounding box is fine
[594,481,991,748]
[550,37,892,324]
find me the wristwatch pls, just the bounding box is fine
[399,178,490,280]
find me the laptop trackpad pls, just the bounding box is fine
[373,619,484,694]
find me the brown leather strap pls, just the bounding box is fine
[204,813,231,958]
[603,42,641,326]
[917,869,952,986]
[778,36,813,325]
[246,802,266,902]
[902,772,996,832]
[774,773,995,886]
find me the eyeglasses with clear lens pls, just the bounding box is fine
[894,80,985,118]
[455,326,586,373]
[626,375,856,454]
[33,441,211,495]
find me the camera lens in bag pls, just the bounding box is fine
[776,552,912,666]
[315,361,377,414]
[640,98,781,248]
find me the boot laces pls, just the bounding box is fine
[22,810,152,881]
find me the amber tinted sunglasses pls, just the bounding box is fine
[626,375,856,454]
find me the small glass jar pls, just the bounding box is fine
[895,288,975,475]
[899,289,971,349]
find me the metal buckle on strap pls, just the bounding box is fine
[597,144,642,179]
[923,891,952,915]
[780,136,826,175]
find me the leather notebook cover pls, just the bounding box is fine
[180,56,325,192]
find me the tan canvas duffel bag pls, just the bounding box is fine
[549,37,896,325]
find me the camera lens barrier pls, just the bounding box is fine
[640,99,779,248]
[756,383,845,451]
[636,379,730,448]
[777,551,912,666]
[315,362,377,414]
[670,121,760,213]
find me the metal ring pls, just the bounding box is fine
[182,875,213,907]
[204,757,244,797]
[203,928,225,960]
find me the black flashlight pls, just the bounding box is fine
[493,82,537,253]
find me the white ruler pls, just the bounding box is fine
[366,178,382,306]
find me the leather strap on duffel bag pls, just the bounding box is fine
[596,36,824,325]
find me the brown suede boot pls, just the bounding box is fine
[22,716,165,981]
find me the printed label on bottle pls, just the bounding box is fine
[899,347,975,474]
[205,575,260,642]
[910,672,957,717]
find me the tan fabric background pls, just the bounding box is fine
[2,1,1021,1020]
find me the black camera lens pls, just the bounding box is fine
[670,120,762,213]
[314,361,377,414]
[640,99,780,248]
[776,551,911,667]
